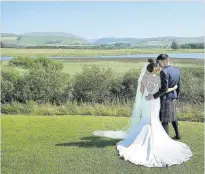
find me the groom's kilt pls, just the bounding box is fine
[159,98,177,123]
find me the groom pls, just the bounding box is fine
[146,54,181,140]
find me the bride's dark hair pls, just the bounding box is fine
[147,58,158,73]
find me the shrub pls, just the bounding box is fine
[20,100,38,115]
[71,65,115,103]
[180,67,204,104]
[14,68,71,104]
[9,57,34,68]
[1,102,22,114]
[9,56,63,71]
[1,67,20,103]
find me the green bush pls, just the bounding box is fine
[9,57,34,68]
[71,65,115,103]
[1,67,20,103]
[1,102,22,114]
[14,68,71,104]
[71,65,141,103]
[119,68,140,100]
[33,103,58,116]
[33,57,63,71]
[2,57,70,104]
[180,67,204,104]
[8,56,63,71]
[20,100,38,114]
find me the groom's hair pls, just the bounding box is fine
[156,54,169,61]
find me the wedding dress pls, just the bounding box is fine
[93,63,192,167]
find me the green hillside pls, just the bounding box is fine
[94,36,204,46]
[1,32,88,46]
[1,32,204,47]
[1,33,19,43]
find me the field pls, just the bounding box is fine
[1,57,203,75]
[1,48,204,57]
[2,57,201,74]
[1,115,204,174]
[60,58,203,75]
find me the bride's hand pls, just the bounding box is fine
[174,84,178,90]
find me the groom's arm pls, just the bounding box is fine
[153,70,168,99]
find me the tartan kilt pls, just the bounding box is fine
[159,99,177,123]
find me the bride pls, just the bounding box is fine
[93,59,192,167]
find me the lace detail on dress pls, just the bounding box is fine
[141,74,160,94]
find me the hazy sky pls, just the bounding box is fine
[1,1,204,39]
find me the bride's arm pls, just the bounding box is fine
[167,85,178,93]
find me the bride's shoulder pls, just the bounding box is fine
[142,73,150,79]
[143,74,149,77]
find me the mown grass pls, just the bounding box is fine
[1,48,204,57]
[1,115,204,174]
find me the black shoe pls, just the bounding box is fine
[119,155,124,160]
[172,136,181,140]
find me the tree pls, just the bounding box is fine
[171,41,179,50]
[180,44,191,49]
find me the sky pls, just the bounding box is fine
[1,1,204,39]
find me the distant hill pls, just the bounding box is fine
[1,32,204,47]
[1,32,88,46]
[94,36,204,46]
[94,37,140,44]
[1,33,19,37]
[87,39,98,43]
[1,33,19,43]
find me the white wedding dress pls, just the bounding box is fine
[93,63,192,167]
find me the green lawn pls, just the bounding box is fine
[1,115,204,174]
[1,48,204,57]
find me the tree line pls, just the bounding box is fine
[171,41,204,49]
[1,41,204,49]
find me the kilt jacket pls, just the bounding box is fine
[153,65,181,100]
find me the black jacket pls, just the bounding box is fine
[153,65,180,100]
